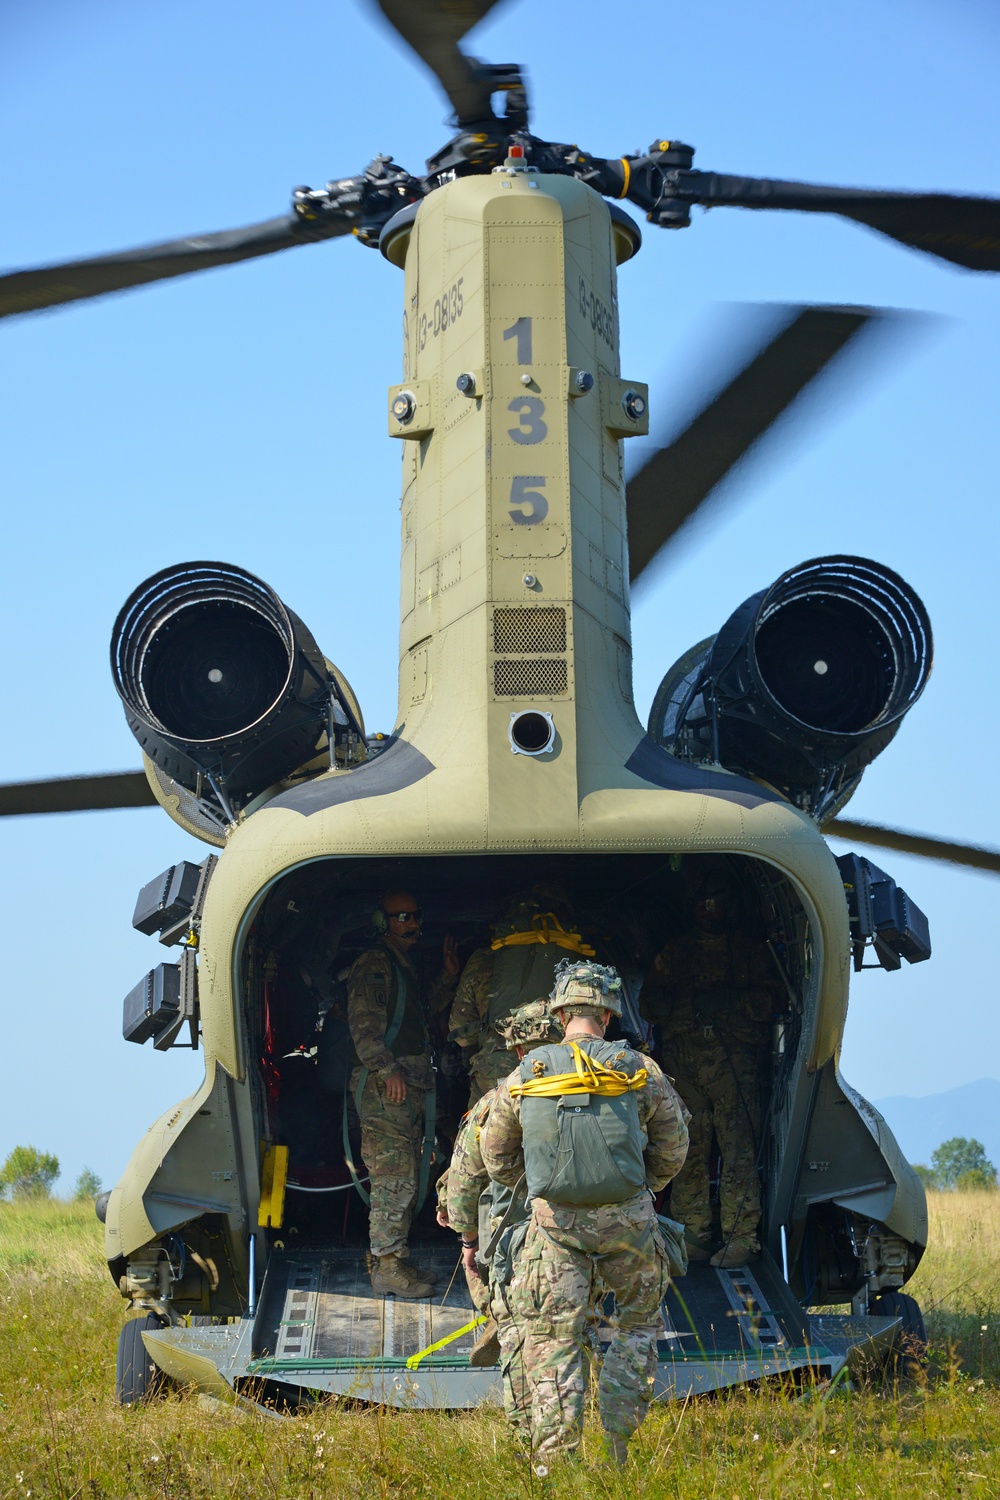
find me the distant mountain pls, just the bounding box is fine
[873,1078,1000,1170]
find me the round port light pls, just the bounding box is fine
[509,711,556,756]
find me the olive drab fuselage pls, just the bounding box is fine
[103,164,927,1343]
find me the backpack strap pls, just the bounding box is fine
[511,1040,647,1099]
[483,1172,527,1260]
[490,913,595,956]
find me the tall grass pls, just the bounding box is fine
[1,1193,999,1497]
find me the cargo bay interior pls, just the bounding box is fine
[241,852,815,1370]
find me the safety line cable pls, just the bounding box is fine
[510,1040,647,1099]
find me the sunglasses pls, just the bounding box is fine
[386,909,423,924]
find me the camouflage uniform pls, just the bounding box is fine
[481,981,689,1463]
[642,925,781,1251]
[449,946,503,1104]
[435,1095,493,1319]
[438,1001,566,1431]
[347,940,456,1258]
[449,910,595,1105]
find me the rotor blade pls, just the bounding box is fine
[681,172,1000,272]
[373,0,510,123]
[0,212,352,321]
[627,304,881,585]
[0,771,155,816]
[825,818,1000,876]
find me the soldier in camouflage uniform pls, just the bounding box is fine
[348,889,459,1299]
[481,962,689,1467]
[449,883,594,1106]
[437,999,565,1434]
[435,1108,492,1321]
[641,875,783,1269]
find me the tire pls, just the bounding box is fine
[116,1313,168,1405]
[870,1289,928,1375]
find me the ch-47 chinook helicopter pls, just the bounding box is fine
[4,0,1000,1413]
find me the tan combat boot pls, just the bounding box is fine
[710,1237,760,1269]
[468,1316,501,1366]
[370,1253,434,1299]
[684,1233,713,1263]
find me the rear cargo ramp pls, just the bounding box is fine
[143,1243,905,1407]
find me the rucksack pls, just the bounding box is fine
[517,1038,649,1207]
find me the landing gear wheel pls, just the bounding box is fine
[870,1290,928,1376]
[116,1313,169,1405]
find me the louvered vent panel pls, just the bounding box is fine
[493,660,568,697]
[493,607,566,655]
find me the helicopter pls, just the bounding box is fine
[3,0,1000,1410]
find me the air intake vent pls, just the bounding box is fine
[493,607,566,655]
[494,660,568,697]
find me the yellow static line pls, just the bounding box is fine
[405,1314,488,1369]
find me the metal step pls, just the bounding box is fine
[663,1249,809,1358]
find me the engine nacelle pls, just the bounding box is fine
[111,561,363,817]
[648,555,932,816]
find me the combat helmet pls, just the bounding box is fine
[549,959,624,1018]
[496,998,564,1051]
[689,869,741,931]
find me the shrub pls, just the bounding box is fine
[955,1166,999,1191]
[0,1145,60,1199]
[74,1166,102,1200]
[931,1137,998,1191]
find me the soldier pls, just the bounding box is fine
[437,999,565,1435]
[347,889,459,1298]
[481,961,689,1468]
[641,874,783,1269]
[448,882,594,1105]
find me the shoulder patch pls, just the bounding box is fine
[532,1058,546,1077]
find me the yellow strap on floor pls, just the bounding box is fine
[405,1314,487,1370]
[510,1040,647,1099]
[490,912,595,957]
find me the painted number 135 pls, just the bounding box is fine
[503,319,549,526]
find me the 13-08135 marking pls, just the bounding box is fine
[418,277,464,350]
[578,277,615,349]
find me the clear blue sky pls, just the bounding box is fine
[1,0,998,1194]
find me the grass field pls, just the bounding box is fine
[1,1193,999,1498]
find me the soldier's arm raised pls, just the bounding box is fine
[478,1081,524,1187]
[639,1058,691,1192]
[428,936,461,1014]
[347,951,403,1080]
